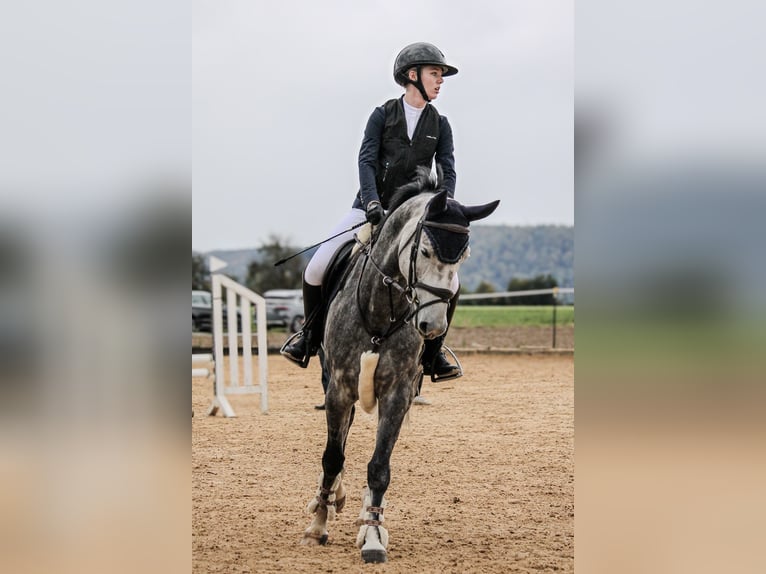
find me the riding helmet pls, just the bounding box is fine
[393,42,458,86]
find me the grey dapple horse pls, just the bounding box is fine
[301,171,499,563]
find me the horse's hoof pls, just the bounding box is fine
[301,532,328,546]
[361,548,387,563]
[360,531,388,563]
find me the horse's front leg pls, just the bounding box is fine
[356,387,411,563]
[301,382,356,545]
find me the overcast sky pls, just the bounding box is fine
[192,0,573,252]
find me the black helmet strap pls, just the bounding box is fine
[411,65,431,103]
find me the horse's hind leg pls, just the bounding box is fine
[301,389,355,546]
[356,391,410,563]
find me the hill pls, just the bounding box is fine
[459,225,573,291]
[198,224,573,293]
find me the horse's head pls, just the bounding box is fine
[398,189,500,339]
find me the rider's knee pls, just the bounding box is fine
[304,258,326,286]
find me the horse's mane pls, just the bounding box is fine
[386,166,441,214]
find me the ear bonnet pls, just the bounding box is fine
[422,195,470,264]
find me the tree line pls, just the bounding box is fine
[194,235,566,305]
[193,234,306,295]
[461,274,560,305]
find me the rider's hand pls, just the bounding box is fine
[365,200,384,225]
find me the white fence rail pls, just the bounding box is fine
[192,353,214,378]
[207,273,269,418]
[459,287,574,348]
[460,287,574,301]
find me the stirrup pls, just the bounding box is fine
[429,345,463,382]
[280,331,311,368]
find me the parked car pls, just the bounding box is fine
[192,289,242,332]
[264,289,304,333]
[192,290,212,332]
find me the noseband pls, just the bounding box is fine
[355,212,469,349]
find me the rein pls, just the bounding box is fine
[354,212,468,350]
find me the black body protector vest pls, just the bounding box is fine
[376,98,440,209]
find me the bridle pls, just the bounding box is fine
[354,211,469,350]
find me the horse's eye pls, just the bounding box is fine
[420,247,431,258]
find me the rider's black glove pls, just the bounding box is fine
[365,200,384,225]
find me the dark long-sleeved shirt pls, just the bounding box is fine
[353,97,456,210]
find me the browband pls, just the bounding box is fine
[422,220,469,234]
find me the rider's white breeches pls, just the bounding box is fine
[304,209,368,286]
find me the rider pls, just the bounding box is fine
[282,42,462,380]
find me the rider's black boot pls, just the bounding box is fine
[281,280,323,368]
[422,289,462,381]
[422,336,461,381]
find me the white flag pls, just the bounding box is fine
[208,255,228,273]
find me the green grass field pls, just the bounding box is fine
[452,305,575,328]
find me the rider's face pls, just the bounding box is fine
[409,65,445,100]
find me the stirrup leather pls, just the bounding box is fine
[429,345,463,382]
[280,331,311,368]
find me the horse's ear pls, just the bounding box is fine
[426,189,449,216]
[461,200,500,222]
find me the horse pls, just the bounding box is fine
[301,169,499,563]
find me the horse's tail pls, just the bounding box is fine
[358,351,379,414]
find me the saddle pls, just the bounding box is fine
[306,231,368,350]
[321,240,357,306]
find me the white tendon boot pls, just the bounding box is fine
[301,471,345,545]
[355,486,389,563]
